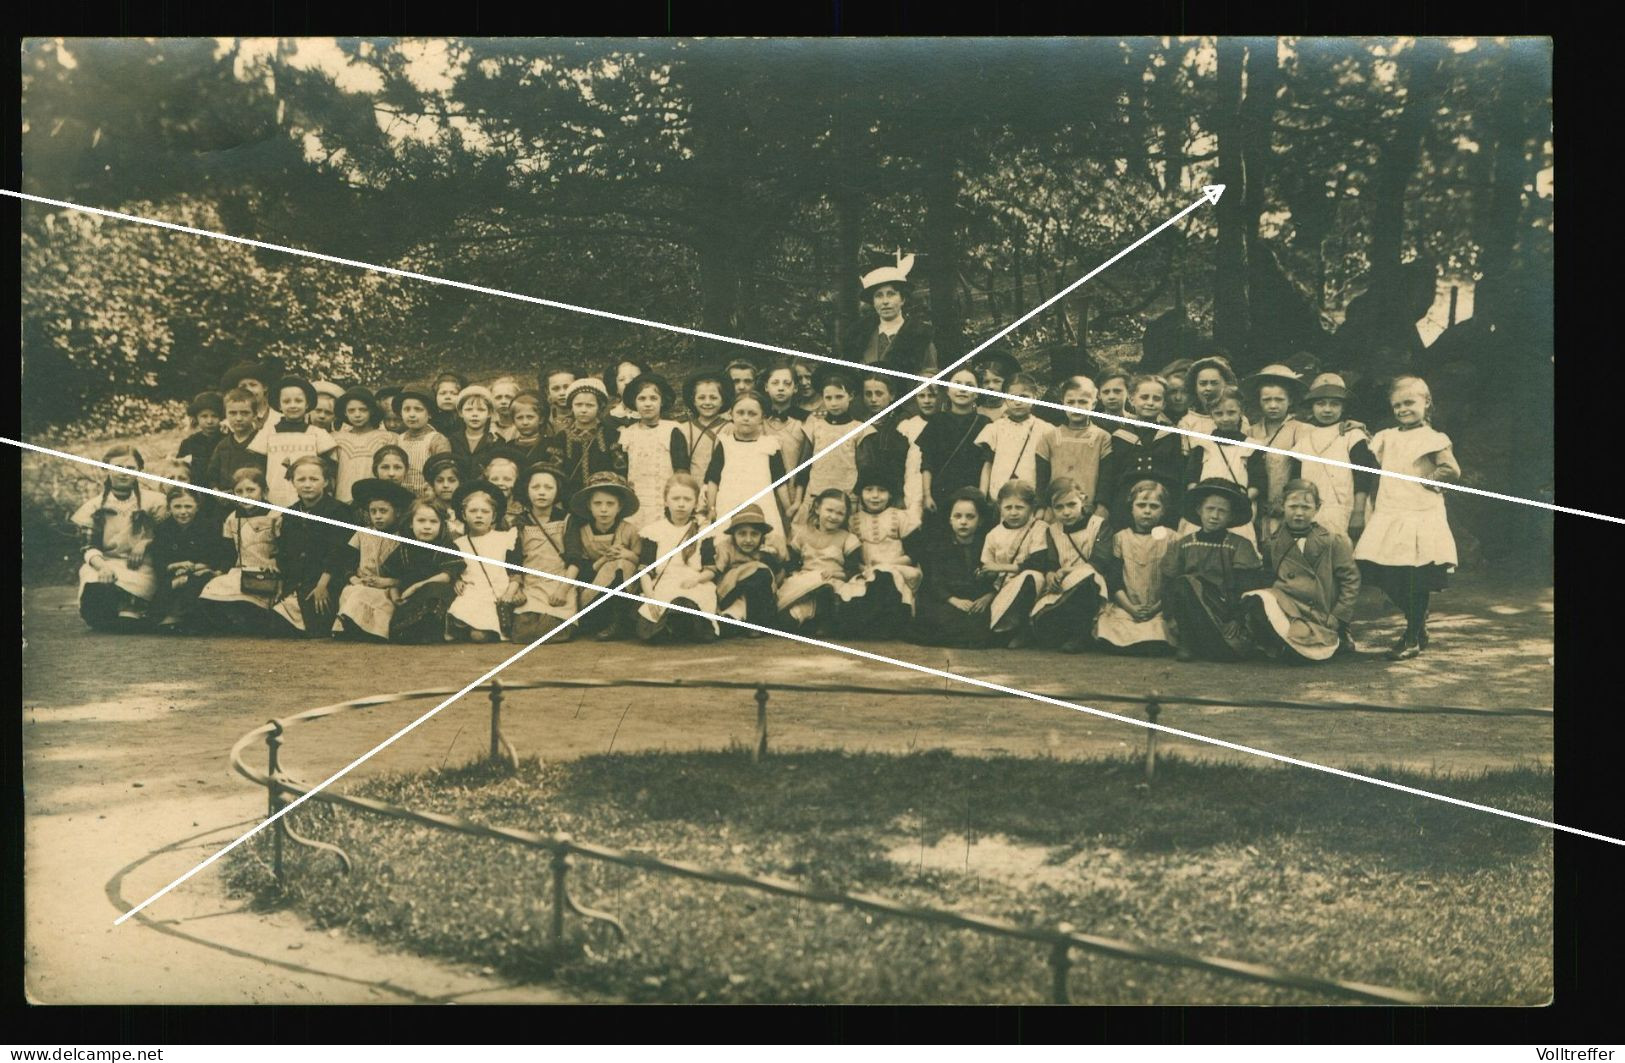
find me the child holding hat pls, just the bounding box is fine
[1161,478,1269,662]
[71,445,168,630]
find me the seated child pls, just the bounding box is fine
[335,478,417,641]
[980,479,1056,648]
[911,488,995,649]
[506,462,579,643]
[635,473,721,643]
[380,500,465,643]
[776,488,866,636]
[1094,480,1175,654]
[269,455,352,637]
[562,471,642,639]
[198,468,286,638]
[1244,479,1361,662]
[848,465,923,631]
[72,445,168,630]
[446,480,520,643]
[1027,478,1110,653]
[1162,478,1269,661]
[704,504,786,633]
[151,485,230,632]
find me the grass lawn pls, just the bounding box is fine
[225,748,1553,1005]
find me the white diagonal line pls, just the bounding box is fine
[71,190,1215,923]
[6,187,1582,521]
[16,436,1590,870]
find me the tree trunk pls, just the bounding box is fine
[922,147,963,358]
[1368,39,1446,313]
[1212,37,1250,358]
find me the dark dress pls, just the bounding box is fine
[379,541,465,643]
[912,528,994,648]
[1099,424,1185,526]
[855,417,911,499]
[150,514,232,629]
[1161,528,1269,660]
[846,317,939,377]
[272,495,353,637]
[916,410,992,511]
[204,434,266,494]
[177,429,221,479]
[447,429,504,478]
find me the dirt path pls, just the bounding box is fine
[21,574,1553,1004]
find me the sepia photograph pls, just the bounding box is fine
[18,35,1555,1008]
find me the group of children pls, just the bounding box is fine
[69,348,1460,661]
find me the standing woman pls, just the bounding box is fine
[846,253,939,377]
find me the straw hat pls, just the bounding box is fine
[1242,364,1306,404]
[568,471,639,521]
[725,504,774,536]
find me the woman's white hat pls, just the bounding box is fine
[860,251,917,294]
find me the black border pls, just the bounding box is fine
[7,9,1604,1046]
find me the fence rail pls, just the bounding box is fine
[229,677,1456,1005]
